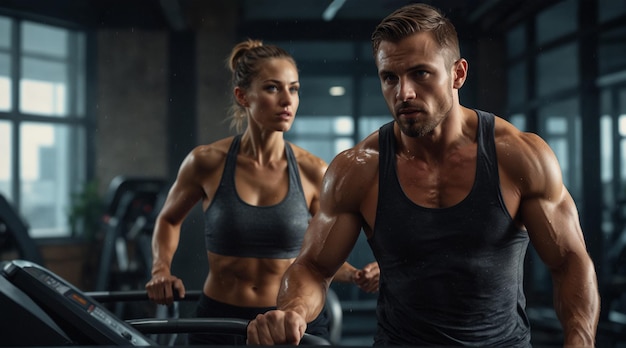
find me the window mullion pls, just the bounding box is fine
[10,17,20,206]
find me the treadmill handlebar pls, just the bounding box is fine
[127,317,331,345]
[85,289,202,303]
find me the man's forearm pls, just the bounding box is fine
[553,258,599,346]
[277,262,330,322]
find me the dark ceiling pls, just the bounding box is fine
[0,0,559,40]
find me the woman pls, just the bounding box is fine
[145,39,379,345]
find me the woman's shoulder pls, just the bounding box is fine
[185,136,235,171]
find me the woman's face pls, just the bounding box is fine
[243,58,300,133]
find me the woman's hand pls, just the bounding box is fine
[145,272,186,305]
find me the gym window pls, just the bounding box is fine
[0,15,87,238]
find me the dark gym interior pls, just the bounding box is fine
[0,0,625,346]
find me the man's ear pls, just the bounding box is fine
[234,87,248,107]
[452,58,468,89]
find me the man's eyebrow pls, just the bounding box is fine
[410,63,431,69]
[378,64,431,76]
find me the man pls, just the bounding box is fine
[247,3,599,346]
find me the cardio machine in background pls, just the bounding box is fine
[92,176,168,319]
[0,194,45,265]
[95,175,168,292]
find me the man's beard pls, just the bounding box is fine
[397,116,441,138]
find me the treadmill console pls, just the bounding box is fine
[2,260,155,346]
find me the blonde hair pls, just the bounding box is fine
[226,39,297,133]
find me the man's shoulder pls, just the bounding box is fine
[351,131,382,159]
[492,117,547,149]
[493,119,559,187]
[328,136,380,177]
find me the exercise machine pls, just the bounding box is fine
[93,176,168,321]
[95,176,168,292]
[0,194,44,265]
[1,259,155,346]
[0,259,331,346]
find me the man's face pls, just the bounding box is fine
[375,32,456,137]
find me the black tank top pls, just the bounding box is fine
[204,135,311,258]
[369,110,531,346]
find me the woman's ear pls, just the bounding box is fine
[234,87,248,107]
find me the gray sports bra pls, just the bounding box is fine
[203,135,311,258]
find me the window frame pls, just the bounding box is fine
[0,12,93,240]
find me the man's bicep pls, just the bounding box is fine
[514,134,588,267]
[298,210,363,279]
[299,146,376,277]
[522,188,588,270]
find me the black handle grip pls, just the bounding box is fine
[127,318,331,345]
[85,289,202,303]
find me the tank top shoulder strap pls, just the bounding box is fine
[284,141,306,195]
[474,109,496,175]
[473,109,503,199]
[219,134,242,190]
[378,121,396,185]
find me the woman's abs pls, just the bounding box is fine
[203,252,294,307]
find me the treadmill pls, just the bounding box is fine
[0,259,330,346]
[1,259,155,346]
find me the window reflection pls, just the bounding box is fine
[0,17,9,48]
[536,0,577,45]
[506,24,525,59]
[538,98,581,196]
[536,44,579,97]
[509,114,526,132]
[359,116,389,140]
[20,78,66,116]
[0,121,11,200]
[22,22,68,58]
[599,0,626,23]
[0,15,87,238]
[287,116,354,163]
[19,123,85,237]
[507,62,526,107]
[599,27,626,77]
[0,75,9,111]
[600,115,612,183]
